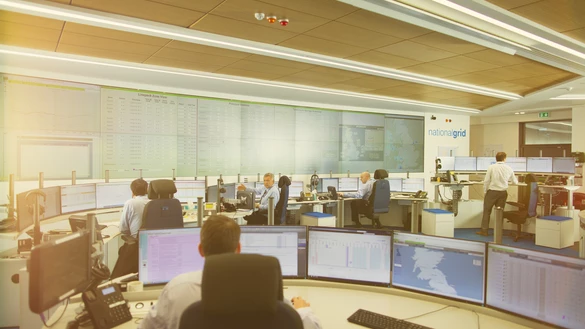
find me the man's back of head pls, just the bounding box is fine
[496,152,507,162]
[131,178,148,196]
[200,215,241,256]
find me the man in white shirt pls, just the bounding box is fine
[237,172,280,225]
[139,215,321,329]
[477,152,518,236]
[338,172,376,228]
[119,178,150,238]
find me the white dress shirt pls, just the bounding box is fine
[483,162,519,192]
[343,180,374,200]
[119,195,150,238]
[139,270,322,329]
[246,184,280,211]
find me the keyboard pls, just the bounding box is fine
[348,309,432,329]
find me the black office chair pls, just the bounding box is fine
[178,254,303,329]
[275,176,290,225]
[504,174,538,242]
[237,190,255,210]
[362,169,390,229]
[141,179,184,230]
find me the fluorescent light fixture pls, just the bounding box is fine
[548,122,572,126]
[432,0,585,61]
[550,94,585,100]
[0,48,481,113]
[0,0,521,100]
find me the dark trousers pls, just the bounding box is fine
[351,199,369,223]
[110,241,138,279]
[244,211,268,225]
[482,190,508,231]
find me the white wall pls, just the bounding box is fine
[572,106,585,193]
[470,122,519,157]
[525,128,572,144]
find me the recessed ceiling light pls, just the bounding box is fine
[550,94,585,100]
[519,111,525,114]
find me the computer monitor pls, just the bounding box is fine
[61,184,96,214]
[401,178,424,193]
[174,180,206,203]
[29,230,92,313]
[138,227,204,285]
[552,157,575,174]
[437,157,455,172]
[318,178,339,193]
[505,157,527,172]
[486,244,585,329]
[96,182,130,209]
[16,186,61,232]
[476,157,496,171]
[388,178,402,192]
[240,226,307,278]
[526,157,553,173]
[307,227,392,286]
[288,181,304,197]
[454,157,477,171]
[69,215,108,241]
[222,183,237,200]
[207,184,236,203]
[392,232,486,304]
[338,177,359,192]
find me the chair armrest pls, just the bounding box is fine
[506,201,525,209]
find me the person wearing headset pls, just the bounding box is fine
[337,171,376,228]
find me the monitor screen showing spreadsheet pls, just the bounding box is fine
[526,157,553,173]
[174,180,206,203]
[476,157,496,171]
[338,177,359,192]
[392,233,486,304]
[240,226,307,278]
[318,178,339,193]
[60,184,96,214]
[552,157,575,174]
[308,227,392,286]
[288,181,304,198]
[401,178,424,193]
[454,157,477,171]
[96,182,130,209]
[388,178,402,192]
[138,227,204,285]
[506,157,527,172]
[486,244,585,329]
[437,157,455,172]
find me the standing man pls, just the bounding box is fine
[119,178,149,238]
[139,215,321,329]
[237,173,280,225]
[477,152,518,236]
[337,172,376,228]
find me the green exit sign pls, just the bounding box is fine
[539,112,550,118]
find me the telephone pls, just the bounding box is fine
[414,190,428,199]
[82,283,132,329]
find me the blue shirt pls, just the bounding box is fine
[247,184,280,211]
[119,195,149,238]
[344,180,374,200]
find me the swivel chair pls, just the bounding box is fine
[504,174,538,242]
[362,169,390,229]
[141,179,184,230]
[178,254,303,329]
[275,176,290,225]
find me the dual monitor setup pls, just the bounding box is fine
[437,156,576,173]
[316,177,425,194]
[33,225,585,329]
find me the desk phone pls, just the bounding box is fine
[82,283,132,329]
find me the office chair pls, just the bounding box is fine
[362,169,390,229]
[141,179,184,230]
[237,190,255,210]
[275,176,291,225]
[178,254,303,329]
[504,174,538,242]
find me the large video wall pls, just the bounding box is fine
[0,74,424,180]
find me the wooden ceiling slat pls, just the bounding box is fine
[215,66,287,80]
[191,14,296,44]
[346,51,421,69]
[337,10,432,39]
[165,40,249,59]
[410,32,485,54]
[224,59,306,76]
[59,32,162,56]
[464,49,528,66]
[400,63,465,78]
[0,10,64,29]
[377,41,458,62]
[257,0,358,20]
[564,27,585,43]
[278,35,368,58]
[0,21,62,42]
[64,22,170,46]
[504,0,585,32]
[144,56,225,72]
[57,43,152,62]
[304,21,401,49]
[244,54,315,70]
[0,34,57,51]
[430,56,501,73]
[152,47,242,66]
[148,0,225,13]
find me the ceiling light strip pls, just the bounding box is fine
[0,48,481,113]
[0,0,520,100]
[550,95,585,100]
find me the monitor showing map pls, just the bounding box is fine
[392,233,486,304]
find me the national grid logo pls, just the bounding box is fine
[428,128,467,139]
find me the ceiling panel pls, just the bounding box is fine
[484,0,539,10]
[70,0,205,27]
[337,10,432,39]
[400,63,465,78]
[377,40,458,62]
[446,72,504,85]
[223,59,306,76]
[500,0,585,32]
[165,40,250,59]
[410,32,486,55]
[333,76,406,90]
[215,66,287,80]
[64,22,170,46]
[209,0,329,34]
[144,56,225,72]
[564,27,585,43]
[303,21,401,49]
[278,35,368,58]
[47,0,71,4]
[191,14,297,44]
[346,51,421,69]
[464,49,528,66]
[321,82,373,93]
[0,34,57,51]
[59,32,162,56]
[243,54,315,70]
[152,47,242,66]
[273,68,363,86]
[508,62,573,78]
[480,81,533,94]
[431,56,501,73]
[0,10,64,29]
[0,21,62,42]
[508,73,577,89]
[56,43,152,62]
[257,0,358,20]
[307,66,369,81]
[149,0,225,12]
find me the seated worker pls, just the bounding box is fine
[119,178,149,238]
[337,172,375,228]
[139,215,321,329]
[237,172,280,225]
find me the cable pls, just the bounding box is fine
[472,310,481,329]
[401,305,457,321]
[40,299,69,328]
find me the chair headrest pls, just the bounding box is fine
[278,175,291,188]
[147,179,177,199]
[374,169,388,179]
[201,254,284,315]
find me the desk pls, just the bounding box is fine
[43,280,551,329]
[392,195,428,233]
